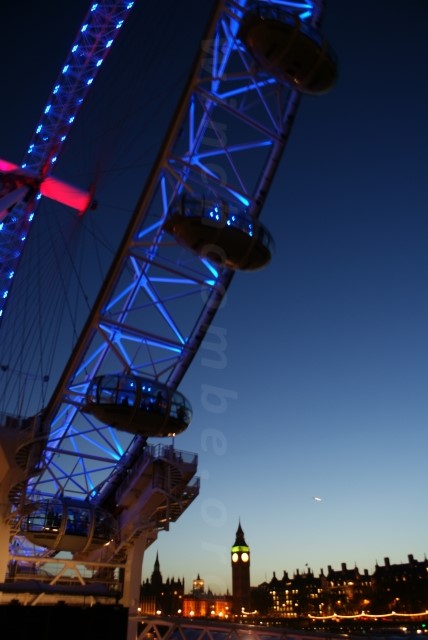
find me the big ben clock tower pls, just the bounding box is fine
[231,521,251,615]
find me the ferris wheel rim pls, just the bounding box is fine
[0,0,335,566]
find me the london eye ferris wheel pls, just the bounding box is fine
[0,0,336,614]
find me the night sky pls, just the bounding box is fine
[1,1,427,595]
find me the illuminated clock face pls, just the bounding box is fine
[241,552,249,562]
[232,552,239,563]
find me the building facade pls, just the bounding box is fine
[140,552,184,615]
[140,530,428,621]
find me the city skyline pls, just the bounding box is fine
[140,532,428,622]
[142,524,427,592]
[1,0,427,595]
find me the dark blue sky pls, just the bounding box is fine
[1,1,427,594]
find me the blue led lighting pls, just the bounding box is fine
[219,79,276,101]
[28,213,34,221]
[232,191,250,207]
[8,272,14,279]
[75,431,122,460]
[126,2,134,8]
[44,105,51,114]
[53,84,60,94]
[0,223,3,231]
[86,78,94,86]
[267,1,313,7]
[81,24,88,33]
[108,429,124,457]
[150,277,199,285]
[72,45,78,53]
[51,156,57,164]
[106,39,113,48]
[62,64,69,74]
[299,10,311,19]
[68,116,75,124]
[96,59,102,67]
[61,135,66,142]
[137,219,163,239]
[203,259,219,279]
[2,291,8,299]
[36,125,42,133]
[116,20,124,29]
[90,3,98,10]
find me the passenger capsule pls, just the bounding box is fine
[164,196,273,271]
[21,498,117,553]
[83,374,192,437]
[239,4,337,95]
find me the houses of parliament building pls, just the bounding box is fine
[140,522,428,621]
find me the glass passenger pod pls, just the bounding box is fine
[20,498,117,553]
[164,196,274,271]
[239,3,337,95]
[83,374,192,437]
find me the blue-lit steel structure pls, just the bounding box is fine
[0,0,135,322]
[24,0,331,512]
[0,0,335,631]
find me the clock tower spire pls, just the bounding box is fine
[231,521,251,615]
